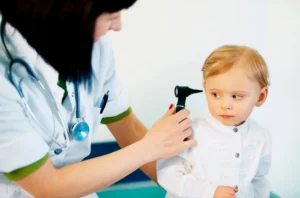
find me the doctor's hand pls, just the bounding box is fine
[142,104,196,161]
[214,186,238,198]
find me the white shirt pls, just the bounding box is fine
[157,114,272,198]
[0,17,130,197]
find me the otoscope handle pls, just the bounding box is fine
[176,105,185,112]
[176,96,186,112]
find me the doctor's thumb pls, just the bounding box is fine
[162,104,175,119]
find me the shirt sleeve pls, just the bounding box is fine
[4,153,49,181]
[100,72,132,124]
[0,77,49,175]
[157,156,218,198]
[252,129,272,198]
[91,36,131,124]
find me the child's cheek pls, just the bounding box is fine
[237,103,254,119]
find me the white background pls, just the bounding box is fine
[92,0,300,197]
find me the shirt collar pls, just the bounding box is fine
[205,113,249,135]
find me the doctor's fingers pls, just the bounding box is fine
[182,127,193,140]
[171,109,190,123]
[177,118,192,131]
[177,138,197,152]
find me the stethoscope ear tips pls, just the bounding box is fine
[72,121,90,141]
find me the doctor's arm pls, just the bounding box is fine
[157,155,219,198]
[106,111,157,182]
[14,107,195,198]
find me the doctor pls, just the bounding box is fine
[0,0,196,198]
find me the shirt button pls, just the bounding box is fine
[54,148,63,155]
[235,153,240,158]
[233,128,238,133]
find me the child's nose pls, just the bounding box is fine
[221,98,233,110]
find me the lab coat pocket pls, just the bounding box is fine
[84,106,103,135]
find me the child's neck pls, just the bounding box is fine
[234,120,246,127]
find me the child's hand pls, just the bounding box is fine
[214,186,238,198]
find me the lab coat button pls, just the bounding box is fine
[235,153,240,158]
[54,148,63,155]
[233,128,238,132]
[234,185,239,190]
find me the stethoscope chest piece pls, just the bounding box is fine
[72,120,90,141]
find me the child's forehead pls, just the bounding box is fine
[205,67,259,91]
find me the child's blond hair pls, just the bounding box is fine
[202,45,269,88]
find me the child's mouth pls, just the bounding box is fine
[220,115,234,119]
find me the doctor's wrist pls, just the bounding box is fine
[136,137,158,163]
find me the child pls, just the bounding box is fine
[157,45,272,198]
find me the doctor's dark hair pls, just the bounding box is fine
[0,0,137,86]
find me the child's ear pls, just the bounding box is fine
[256,87,268,107]
[203,81,206,90]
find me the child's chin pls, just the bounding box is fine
[220,121,234,126]
[220,119,244,127]
[218,118,237,126]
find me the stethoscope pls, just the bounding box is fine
[0,20,93,153]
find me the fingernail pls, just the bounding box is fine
[169,104,173,110]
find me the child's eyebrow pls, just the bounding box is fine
[208,89,249,94]
[232,90,249,94]
[208,88,220,92]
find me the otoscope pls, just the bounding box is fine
[174,85,203,112]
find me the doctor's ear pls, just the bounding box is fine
[256,87,268,107]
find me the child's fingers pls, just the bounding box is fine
[233,187,239,193]
[224,187,236,195]
[224,192,236,198]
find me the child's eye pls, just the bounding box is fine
[212,93,220,98]
[233,94,243,99]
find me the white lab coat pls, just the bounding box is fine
[0,17,130,197]
[157,114,272,198]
